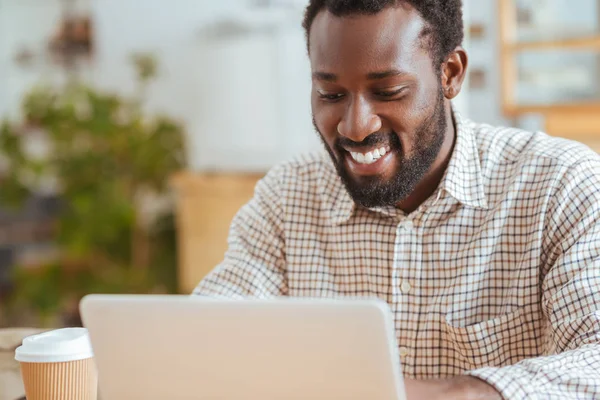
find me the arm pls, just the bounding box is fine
[462,156,600,399]
[404,376,501,400]
[407,156,600,400]
[192,166,287,298]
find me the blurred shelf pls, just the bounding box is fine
[509,35,600,51]
[516,27,600,43]
[503,102,600,117]
[500,0,600,137]
[544,112,600,139]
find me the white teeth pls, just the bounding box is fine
[349,148,390,165]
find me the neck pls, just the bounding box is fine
[396,104,456,214]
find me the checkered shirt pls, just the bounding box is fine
[193,111,600,399]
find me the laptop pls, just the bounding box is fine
[79,294,406,400]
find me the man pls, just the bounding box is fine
[193,0,600,398]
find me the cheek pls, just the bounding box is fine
[388,87,439,149]
[400,85,437,122]
[312,102,340,142]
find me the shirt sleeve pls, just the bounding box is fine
[466,155,600,399]
[191,166,288,298]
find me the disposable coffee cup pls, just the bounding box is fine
[15,327,98,400]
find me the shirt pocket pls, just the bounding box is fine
[441,308,528,370]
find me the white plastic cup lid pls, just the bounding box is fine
[15,327,94,363]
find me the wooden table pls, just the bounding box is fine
[0,329,44,400]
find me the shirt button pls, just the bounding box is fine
[399,347,410,358]
[400,281,412,294]
[399,220,413,230]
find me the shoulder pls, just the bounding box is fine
[469,119,600,182]
[260,150,336,191]
[256,150,346,223]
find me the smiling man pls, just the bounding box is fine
[193,1,600,399]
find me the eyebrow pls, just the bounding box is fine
[312,69,407,82]
[366,69,406,80]
[312,71,337,82]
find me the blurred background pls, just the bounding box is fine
[1,0,600,329]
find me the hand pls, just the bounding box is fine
[404,376,502,400]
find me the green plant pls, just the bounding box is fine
[0,54,186,327]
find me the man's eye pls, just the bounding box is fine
[318,92,345,102]
[375,88,406,98]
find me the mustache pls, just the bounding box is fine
[311,116,401,154]
[336,131,400,152]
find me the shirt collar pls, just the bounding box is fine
[320,154,356,225]
[441,108,489,210]
[323,106,488,226]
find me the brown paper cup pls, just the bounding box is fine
[15,328,97,400]
[20,357,98,400]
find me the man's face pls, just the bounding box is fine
[309,5,448,208]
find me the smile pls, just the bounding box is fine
[348,146,390,165]
[344,145,395,177]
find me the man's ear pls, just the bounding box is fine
[441,47,468,99]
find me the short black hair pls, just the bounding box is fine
[302,0,463,66]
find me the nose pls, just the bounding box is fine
[337,96,382,142]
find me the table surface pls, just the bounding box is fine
[0,350,24,400]
[0,328,45,400]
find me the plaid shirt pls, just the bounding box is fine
[193,111,600,399]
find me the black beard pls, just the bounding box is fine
[315,89,447,208]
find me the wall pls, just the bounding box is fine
[463,0,509,127]
[0,0,68,119]
[0,0,320,172]
[1,0,489,172]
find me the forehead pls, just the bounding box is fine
[309,5,429,75]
